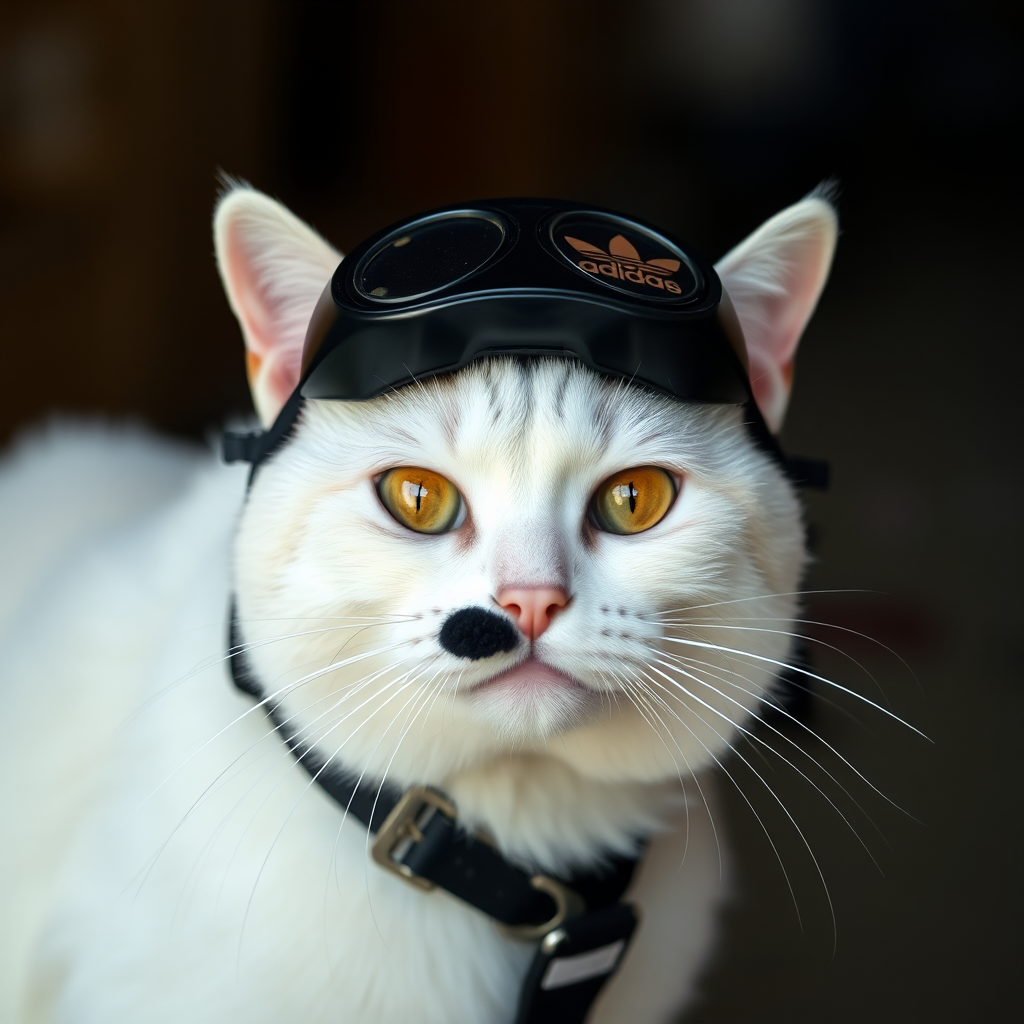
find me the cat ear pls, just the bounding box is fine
[715,194,837,433]
[214,184,341,427]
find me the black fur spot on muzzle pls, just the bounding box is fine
[438,607,520,660]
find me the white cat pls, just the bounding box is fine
[0,187,836,1023]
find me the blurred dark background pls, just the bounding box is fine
[1,1,1020,1019]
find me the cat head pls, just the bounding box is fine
[215,187,836,794]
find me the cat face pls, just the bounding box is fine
[233,358,804,787]
[217,187,836,791]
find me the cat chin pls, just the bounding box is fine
[464,656,599,740]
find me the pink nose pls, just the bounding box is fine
[496,588,569,642]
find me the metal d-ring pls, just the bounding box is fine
[499,874,586,942]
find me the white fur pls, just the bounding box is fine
[0,191,835,1023]
[0,422,205,635]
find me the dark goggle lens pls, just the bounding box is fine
[355,211,505,303]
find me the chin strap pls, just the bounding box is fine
[229,612,642,1024]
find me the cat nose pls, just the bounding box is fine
[496,588,569,642]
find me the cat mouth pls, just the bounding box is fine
[469,656,587,695]
[465,657,598,735]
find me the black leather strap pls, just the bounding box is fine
[222,390,306,477]
[514,903,640,1024]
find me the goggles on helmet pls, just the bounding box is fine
[223,198,826,489]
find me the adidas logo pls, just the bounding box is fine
[564,234,683,294]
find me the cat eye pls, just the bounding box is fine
[377,467,465,534]
[590,466,676,535]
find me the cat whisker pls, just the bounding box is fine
[233,614,418,624]
[665,589,881,614]
[171,737,290,927]
[659,648,906,823]
[622,667,811,926]
[659,636,928,740]
[355,670,451,946]
[137,639,444,900]
[648,589,874,617]
[648,620,894,706]
[127,656,419,900]
[441,666,465,733]
[329,661,444,848]
[216,659,423,842]
[605,673,692,841]
[607,667,689,788]
[238,666,436,962]
[603,667,712,876]
[136,638,425,815]
[320,661,443,913]
[204,660,435,908]
[280,665,436,803]
[661,613,924,696]
[409,663,457,761]
[361,668,446,857]
[127,618,414,722]
[670,645,861,725]
[645,656,883,869]
[628,668,826,941]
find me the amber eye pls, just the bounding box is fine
[378,467,464,534]
[590,466,676,535]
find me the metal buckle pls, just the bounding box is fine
[499,874,586,942]
[372,786,585,942]
[371,785,457,890]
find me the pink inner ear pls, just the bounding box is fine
[753,241,831,368]
[715,198,837,433]
[223,229,301,413]
[747,353,793,436]
[215,188,342,427]
[263,353,303,414]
